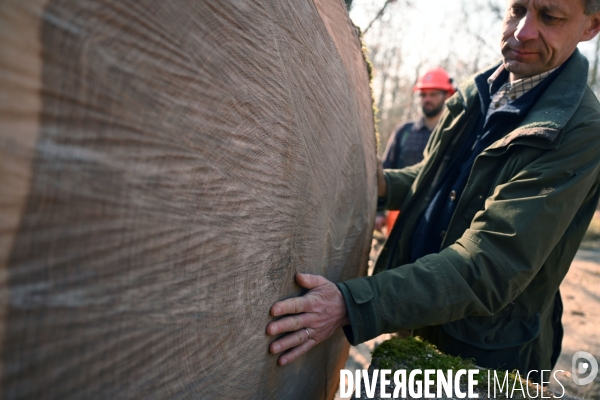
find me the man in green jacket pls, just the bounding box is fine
[267,0,600,378]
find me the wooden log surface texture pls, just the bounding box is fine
[0,0,377,398]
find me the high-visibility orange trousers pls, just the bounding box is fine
[386,210,400,233]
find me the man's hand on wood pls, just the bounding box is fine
[266,273,350,366]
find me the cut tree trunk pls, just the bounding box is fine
[0,0,376,399]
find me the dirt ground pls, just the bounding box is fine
[550,247,600,399]
[335,242,600,400]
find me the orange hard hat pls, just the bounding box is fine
[413,67,455,95]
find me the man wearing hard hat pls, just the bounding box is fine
[376,67,455,233]
[383,67,455,170]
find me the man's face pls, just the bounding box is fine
[501,0,600,81]
[419,90,447,117]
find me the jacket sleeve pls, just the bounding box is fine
[339,118,600,345]
[381,162,423,211]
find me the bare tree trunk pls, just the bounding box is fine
[376,47,395,133]
[0,0,377,398]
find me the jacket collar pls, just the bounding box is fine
[446,48,589,149]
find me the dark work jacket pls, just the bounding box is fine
[337,49,600,377]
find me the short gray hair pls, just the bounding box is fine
[584,0,600,14]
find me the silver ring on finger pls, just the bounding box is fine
[304,328,310,341]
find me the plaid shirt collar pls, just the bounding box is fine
[486,64,559,118]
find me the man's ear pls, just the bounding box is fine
[580,13,600,42]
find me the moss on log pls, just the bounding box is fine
[353,337,578,400]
